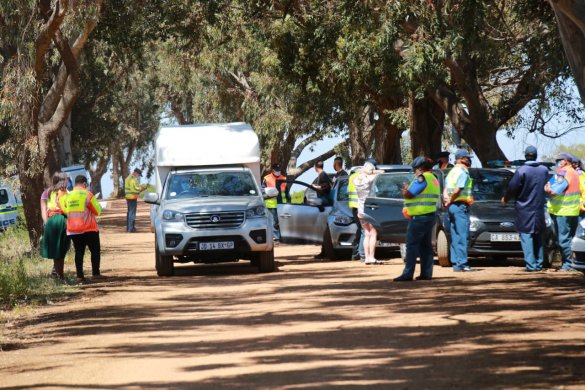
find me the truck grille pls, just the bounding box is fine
[184,211,245,229]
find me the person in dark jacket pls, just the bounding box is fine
[501,145,550,271]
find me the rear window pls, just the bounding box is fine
[371,173,414,199]
[470,170,513,202]
[0,189,8,205]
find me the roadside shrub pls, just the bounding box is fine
[0,224,77,308]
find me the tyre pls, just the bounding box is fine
[437,229,451,267]
[399,243,407,263]
[155,240,174,276]
[322,228,338,260]
[258,249,275,273]
[544,246,562,269]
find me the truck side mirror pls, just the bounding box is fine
[143,192,159,204]
[263,187,279,199]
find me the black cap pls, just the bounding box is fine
[133,168,142,176]
[271,163,281,170]
[524,145,537,156]
[434,151,450,159]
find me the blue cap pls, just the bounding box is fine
[524,145,537,156]
[555,153,573,162]
[454,149,471,159]
[412,156,425,169]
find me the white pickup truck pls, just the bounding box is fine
[144,123,277,276]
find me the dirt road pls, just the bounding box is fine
[1,199,585,389]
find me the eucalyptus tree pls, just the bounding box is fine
[0,0,103,245]
[393,1,571,162]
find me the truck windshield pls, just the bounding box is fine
[165,172,258,199]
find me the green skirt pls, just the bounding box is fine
[40,214,71,260]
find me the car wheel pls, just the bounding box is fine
[399,243,407,263]
[437,229,451,267]
[155,240,174,276]
[544,246,562,269]
[258,249,275,273]
[322,228,338,260]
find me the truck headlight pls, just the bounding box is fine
[246,205,266,218]
[333,215,354,226]
[577,226,585,240]
[162,210,184,221]
[469,216,481,232]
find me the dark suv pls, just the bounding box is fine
[362,168,556,267]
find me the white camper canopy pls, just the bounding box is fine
[155,123,261,191]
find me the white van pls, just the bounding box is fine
[61,165,90,190]
[0,184,18,230]
[144,123,277,276]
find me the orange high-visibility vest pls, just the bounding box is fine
[61,186,102,233]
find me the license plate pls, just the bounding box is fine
[376,241,396,247]
[490,233,520,242]
[199,241,234,250]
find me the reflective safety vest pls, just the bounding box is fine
[61,186,102,233]
[47,190,65,217]
[347,173,358,208]
[548,165,580,216]
[578,171,585,212]
[404,172,440,216]
[263,173,287,208]
[445,164,474,205]
[125,174,141,200]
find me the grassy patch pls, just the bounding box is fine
[0,226,78,309]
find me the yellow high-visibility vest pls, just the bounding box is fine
[445,165,473,205]
[404,172,440,216]
[347,173,358,208]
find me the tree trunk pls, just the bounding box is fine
[381,123,404,164]
[17,162,45,248]
[462,122,506,163]
[111,149,120,197]
[409,94,444,158]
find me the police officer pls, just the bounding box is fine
[433,151,453,169]
[443,149,476,272]
[263,163,287,244]
[347,169,363,260]
[125,168,146,233]
[501,146,549,272]
[545,153,580,271]
[569,154,585,222]
[394,156,440,281]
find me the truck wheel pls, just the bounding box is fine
[437,229,451,267]
[155,241,174,276]
[258,249,275,273]
[322,228,338,260]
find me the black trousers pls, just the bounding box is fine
[71,231,101,278]
[352,207,362,257]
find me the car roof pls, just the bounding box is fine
[349,164,411,173]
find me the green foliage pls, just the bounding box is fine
[0,226,77,309]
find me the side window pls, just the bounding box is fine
[0,189,8,205]
[337,181,349,201]
[371,174,414,199]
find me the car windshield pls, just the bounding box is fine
[165,172,258,200]
[371,173,415,199]
[470,170,513,202]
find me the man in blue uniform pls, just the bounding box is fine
[501,146,549,272]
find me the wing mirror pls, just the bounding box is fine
[143,192,160,204]
[306,197,323,207]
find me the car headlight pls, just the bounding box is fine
[162,210,184,221]
[246,205,266,218]
[577,225,585,240]
[333,214,354,226]
[469,216,481,232]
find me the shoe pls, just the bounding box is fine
[76,277,86,284]
[128,228,137,233]
[364,258,381,265]
[415,276,432,280]
[351,254,361,260]
[524,269,542,273]
[314,253,327,260]
[454,266,477,272]
[557,267,577,273]
[393,275,413,282]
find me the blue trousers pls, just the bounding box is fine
[551,214,578,270]
[519,231,544,271]
[126,199,137,232]
[400,213,436,279]
[268,208,281,241]
[351,207,364,258]
[448,203,470,270]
